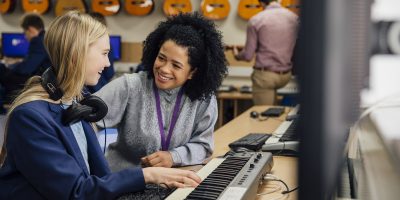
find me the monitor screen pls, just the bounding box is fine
[1,33,29,58]
[109,35,121,61]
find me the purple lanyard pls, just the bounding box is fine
[153,84,184,151]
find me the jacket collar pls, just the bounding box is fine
[48,101,63,114]
[47,101,92,175]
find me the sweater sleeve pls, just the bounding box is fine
[169,96,217,166]
[94,74,137,128]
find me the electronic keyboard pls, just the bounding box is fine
[166,152,273,200]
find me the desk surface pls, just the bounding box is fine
[212,105,297,200]
[217,91,252,100]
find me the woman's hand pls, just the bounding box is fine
[141,151,173,167]
[142,167,201,188]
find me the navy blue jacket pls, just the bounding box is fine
[9,31,51,76]
[0,101,145,199]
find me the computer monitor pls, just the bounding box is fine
[1,33,29,58]
[297,0,371,199]
[109,35,121,61]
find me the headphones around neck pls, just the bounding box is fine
[41,67,108,125]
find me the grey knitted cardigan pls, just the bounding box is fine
[95,72,217,172]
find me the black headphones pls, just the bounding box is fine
[41,67,108,125]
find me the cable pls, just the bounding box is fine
[257,179,289,199]
[347,92,400,156]
[264,173,298,195]
[359,92,400,120]
[257,184,289,200]
[265,173,279,180]
[282,186,299,194]
[257,183,282,196]
[271,141,286,156]
[102,119,107,154]
[270,179,290,192]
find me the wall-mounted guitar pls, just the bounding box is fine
[200,0,230,20]
[163,0,192,17]
[281,0,300,15]
[237,0,263,20]
[0,0,16,14]
[125,0,154,16]
[92,0,120,16]
[22,0,50,14]
[55,0,87,17]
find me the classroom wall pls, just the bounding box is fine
[0,1,249,45]
[0,0,256,86]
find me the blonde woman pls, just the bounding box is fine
[0,11,200,199]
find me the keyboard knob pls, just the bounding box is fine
[254,158,259,163]
[249,163,255,169]
[256,153,262,159]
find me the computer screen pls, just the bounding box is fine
[109,35,121,61]
[1,33,29,58]
[297,0,371,199]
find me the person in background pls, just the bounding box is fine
[0,87,6,114]
[86,12,115,93]
[0,13,51,112]
[232,0,299,105]
[0,11,200,199]
[95,12,228,171]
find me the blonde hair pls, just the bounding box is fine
[0,11,108,165]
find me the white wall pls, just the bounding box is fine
[0,0,248,45]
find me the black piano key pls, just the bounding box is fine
[201,179,230,186]
[187,190,220,199]
[185,156,251,200]
[279,119,299,141]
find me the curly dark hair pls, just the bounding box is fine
[141,12,228,101]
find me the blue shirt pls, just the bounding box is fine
[61,103,90,173]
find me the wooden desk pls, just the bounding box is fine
[216,91,252,127]
[177,105,297,199]
[213,105,297,200]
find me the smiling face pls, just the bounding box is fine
[153,40,195,90]
[84,34,111,86]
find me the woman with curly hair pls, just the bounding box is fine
[0,11,200,199]
[95,12,228,171]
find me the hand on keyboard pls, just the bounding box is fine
[142,167,201,188]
